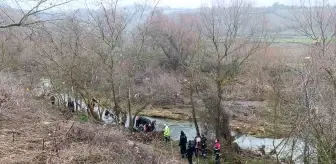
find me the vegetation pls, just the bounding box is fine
[1,0,336,163]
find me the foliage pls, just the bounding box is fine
[79,114,89,123]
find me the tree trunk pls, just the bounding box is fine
[98,99,101,119]
[190,86,200,135]
[111,78,120,125]
[215,64,231,144]
[303,80,311,164]
[57,95,60,107]
[215,73,222,139]
[75,96,78,112]
[127,86,133,130]
[303,136,310,164]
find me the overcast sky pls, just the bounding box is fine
[4,0,336,10]
[135,0,300,8]
[83,0,336,8]
[67,0,307,9]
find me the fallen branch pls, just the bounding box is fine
[65,122,75,138]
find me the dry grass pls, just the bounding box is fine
[139,108,191,120]
[0,72,186,164]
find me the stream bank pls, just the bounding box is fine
[36,77,311,163]
[137,106,289,139]
[124,116,314,164]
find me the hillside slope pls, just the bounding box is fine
[0,72,183,164]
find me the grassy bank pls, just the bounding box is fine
[138,107,192,120]
[158,140,277,164]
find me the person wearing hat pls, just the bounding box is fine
[163,124,171,143]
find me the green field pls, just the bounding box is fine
[274,37,336,44]
[274,38,313,44]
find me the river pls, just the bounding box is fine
[37,78,315,164]
[121,115,315,164]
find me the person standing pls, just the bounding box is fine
[214,139,221,164]
[194,133,201,157]
[163,124,171,143]
[179,131,187,158]
[186,140,195,164]
[201,134,207,158]
[50,95,55,105]
[67,98,74,112]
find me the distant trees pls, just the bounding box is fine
[272,2,288,10]
[148,12,200,70]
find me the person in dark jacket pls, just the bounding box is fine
[200,134,207,158]
[135,116,151,129]
[186,140,195,164]
[105,110,111,116]
[194,133,201,157]
[50,95,55,105]
[67,98,75,112]
[179,131,187,158]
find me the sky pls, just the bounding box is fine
[73,0,336,8]
[3,0,336,11]
[67,0,305,9]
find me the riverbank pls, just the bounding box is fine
[138,105,290,138]
[139,107,191,120]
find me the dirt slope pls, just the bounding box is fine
[0,73,184,164]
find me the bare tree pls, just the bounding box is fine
[148,12,203,134]
[31,12,106,120]
[83,0,135,124]
[287,0,336,163]
[148,12,200,70]
[200,0,269,144]
[122,1,162,129]
[0,0,72,28]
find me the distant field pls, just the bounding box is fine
[274,37,336,44]
[274,38,314,44]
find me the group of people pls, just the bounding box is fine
[135,116,156,132]
[50,95,76,112]
[178,131,221,164]
[135,119,222,163]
